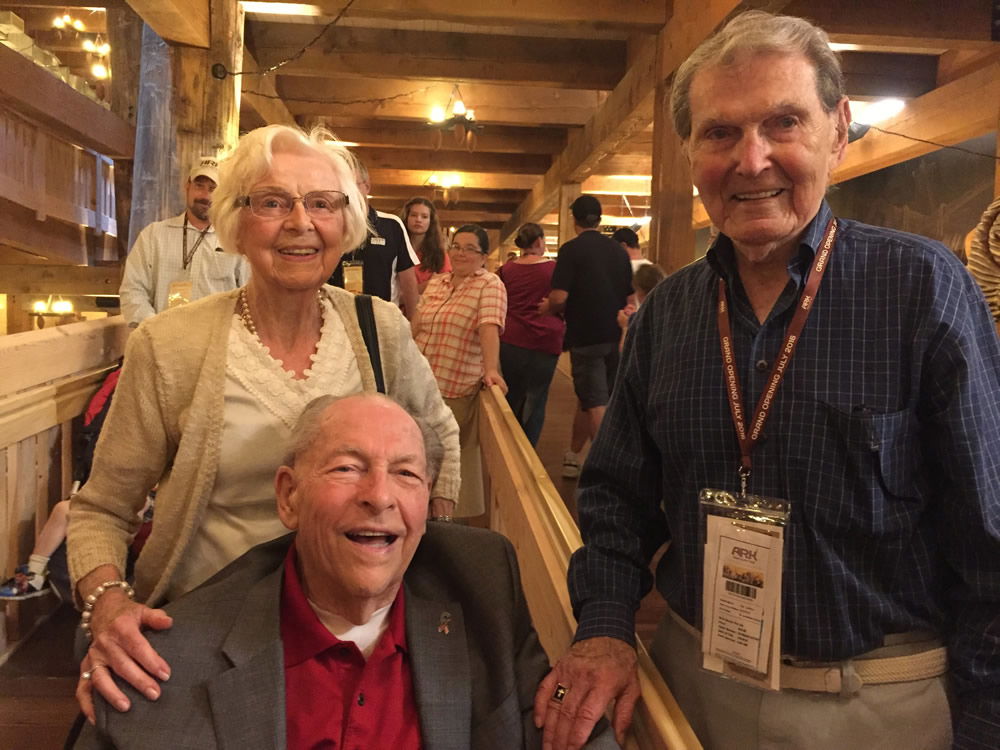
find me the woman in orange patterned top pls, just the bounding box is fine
[413,224,508,517]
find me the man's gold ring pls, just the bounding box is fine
[553,683,569,702]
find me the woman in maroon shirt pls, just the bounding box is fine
[497,223,566,446]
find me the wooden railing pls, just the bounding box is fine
[0,107,117,237]
[0,317,127,645]
[479,385,702,750]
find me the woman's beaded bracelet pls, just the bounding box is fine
[79,580,135,639]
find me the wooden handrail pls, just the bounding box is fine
[0,317,128,399]
[479,385,701,750]
[1,317,129,623]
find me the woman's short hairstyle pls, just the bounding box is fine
[670,11,845,140]
[453,224,490,255]
[514,222,545,251]
[210,125,369,257]
[402,196,446,273]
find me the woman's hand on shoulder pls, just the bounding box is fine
[76,586,173,723]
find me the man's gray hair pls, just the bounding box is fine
[670,11,845,141]
[283,394,444,485]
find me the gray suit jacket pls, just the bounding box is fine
[76,524,617,749]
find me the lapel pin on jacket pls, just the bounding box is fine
[437,611,452,635]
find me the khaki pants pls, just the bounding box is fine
[651,613,953,750]
[444,393,484,517]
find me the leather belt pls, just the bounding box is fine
[668,609,947,696]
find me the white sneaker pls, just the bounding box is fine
[562,450,580,479]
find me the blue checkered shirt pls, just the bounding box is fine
[568,201,1000,747]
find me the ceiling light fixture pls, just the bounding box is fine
[427,84,482,152]
[847,98,906,143]
[240,2,326,16]
[426,172,463,207]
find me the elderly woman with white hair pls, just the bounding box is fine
[67,124,460,722]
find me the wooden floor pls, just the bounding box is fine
[0,600,81,750]
[0,361,667,748]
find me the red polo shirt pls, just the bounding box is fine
[280,545,423,750]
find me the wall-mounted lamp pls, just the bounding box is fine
[31,295,76,328]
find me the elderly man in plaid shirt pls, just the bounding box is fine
[536,11,1000,750]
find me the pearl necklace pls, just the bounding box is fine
[237,287,323,339]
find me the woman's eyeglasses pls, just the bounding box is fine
[238,190,349,218]
[449,243,483,255]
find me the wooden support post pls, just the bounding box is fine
[107,5,143,261]
[173,0,244,174]
[5,296,34,335]
[129,0,243,250]
[557,184,581,247]
[649,78,695,274]
[130,25,179,248]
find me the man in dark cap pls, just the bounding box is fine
[539,195,632,479]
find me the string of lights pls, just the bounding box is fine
[243,86,435,106]
[218,0,358,78]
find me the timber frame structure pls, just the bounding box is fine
[0,0,996,286]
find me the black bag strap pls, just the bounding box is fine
[354,294,386,393]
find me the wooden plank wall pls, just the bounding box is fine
[0,317,127,645]
[479,386,701,750]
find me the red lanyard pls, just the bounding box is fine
[717,219,837,493]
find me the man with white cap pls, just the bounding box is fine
[119,157,250,326]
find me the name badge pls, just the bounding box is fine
[343,259,363,294]
[370,236,386,246]
[167,280,193,309]
[699,488,788,691]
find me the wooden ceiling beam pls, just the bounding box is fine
[786,0,994,47]
[366,169,537,191]
[501,0,762,241]
[326,123,566,154]
[937,48,1000,86]
[248,23,624,90]
[0,43,133,157]
[352,147,550,176]
[840,51,938,99]
[279,77,604,127]
[240,48,297,126]
[301,0,666,30]
[827,35,999,55]
[595,154,652,177]
[834,62,1000,184]
[1,0,123,7]
[12,12,107,34]
[365,185,528,204]
[369,197,520,215]
[124,0,209,48]
[417,208,512,224]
